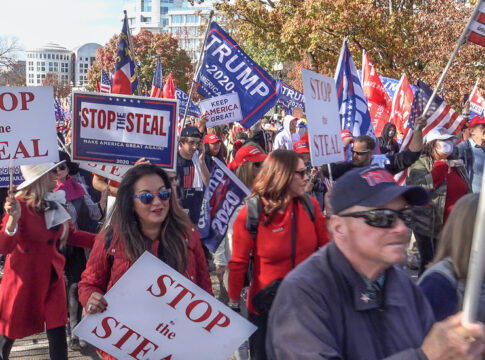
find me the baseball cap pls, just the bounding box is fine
[341,129,354,141]
[180,126,202,139]
[330,166,430,214]
[469,115,485,129]
[424,127,456,143]
[203,134,221,144]
[293,139,310,154]
[228,145,267,171]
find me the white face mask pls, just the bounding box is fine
[436,140,454,155]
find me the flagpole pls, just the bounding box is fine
[422,0,483,117]
[124,10,141,95]
[180,10,214,132]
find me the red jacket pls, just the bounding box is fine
[78,227,212,360]
[0,198,95,339]
[228,196,330,314]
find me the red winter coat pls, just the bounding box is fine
[78,227,212,360]
[0,198,95,339]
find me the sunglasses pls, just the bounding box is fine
[338,208,414,229]
[351,150,371,156]
[133,189,171,204]
[294,169,307,178]
[51,164,67,173]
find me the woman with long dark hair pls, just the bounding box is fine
[78,164,212,360]
[228,150,330,360]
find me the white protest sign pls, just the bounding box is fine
[78,162,129,183]
[74,252,256,360]
[199,93,243,128]
[302,69,344,166]
[0,86,59,167]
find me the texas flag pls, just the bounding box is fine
[390,74,414,136]
[470,80,485,117]
[111,14,138,95]
[361,50,392,137]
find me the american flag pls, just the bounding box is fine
[468,0,485,47]
[334,39,376,141]
[394,80,466,184]
[151,57,163,98]
[100,70,111,93]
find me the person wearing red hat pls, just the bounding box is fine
[203,134,225,172]
[457,115,485,193]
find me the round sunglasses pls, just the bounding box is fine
[338,208,414,229]
[133,189,171,205]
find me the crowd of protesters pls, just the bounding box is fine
[0,106,484,360]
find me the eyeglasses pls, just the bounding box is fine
[51,164,67,173]
[351,149,371,156]
[253,162,262,168]
[185,140,200,147]
[168,176,178,183]
[133,189,171,204]
[294,169,308,178]
[338,208,414,229]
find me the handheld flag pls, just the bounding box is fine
[197,22,278,129]
[467,0,485,47]
[111,13,138,95]
[334,39,375,140]
[361,50,392,137]
[151,57,163,98]
[390,74,414,136]
[470,80,485,117]
[163,73,176,99]
[176,88,201,118]
[100,70,111,93]
[276,81,305,114]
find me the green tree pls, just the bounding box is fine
[87,30,194,93]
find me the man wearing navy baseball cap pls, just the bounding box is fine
[266,166,485,360]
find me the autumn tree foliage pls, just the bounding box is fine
[210,0,483,108]
[42,73,72,98]
[87,30,194,93]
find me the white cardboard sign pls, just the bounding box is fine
[302,69,344,166]
[78,162,129,183]
[199,93,243,128]
[74,252,256,360]
[0,86,59,167]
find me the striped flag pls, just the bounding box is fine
[151,57,163,98]
[335,39,376,141]
[100,70,111,93]
[468,0,485,47]
[470,80,485,117]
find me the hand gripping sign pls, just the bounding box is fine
[74,252,257,360]
[199,93,243,128]
[0,86,59,168]
[197,22,278,129]
[72,92,178,170]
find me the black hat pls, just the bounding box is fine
[180,126,202,139]
[330,166,430,214]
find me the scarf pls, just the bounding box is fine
[55,176,86,201]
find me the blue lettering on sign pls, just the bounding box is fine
[176,88,200,118]
[197,22,278,128]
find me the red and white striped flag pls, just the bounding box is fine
[99,70,111,93]
[468,0,485,47]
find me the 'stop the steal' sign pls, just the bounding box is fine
[74,252,256,360]
[197,22,278,129]
[72,92,178,170]
[302,69,344,166]
[0,86,59,168]
[199,93,243,128]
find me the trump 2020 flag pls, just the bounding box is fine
[276,81,306,114]
[335,39,375,140]
[111,14,138,95]
[197,22,278,129]
[198,158,251,252]
[150,57,163,98]
[176,87,201,118]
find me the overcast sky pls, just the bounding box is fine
[0,0,123,57]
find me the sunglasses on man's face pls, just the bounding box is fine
[133,189,171,205]
[338,208,414,229]
[351,149,371,156]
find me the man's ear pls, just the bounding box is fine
[329,215,347,243]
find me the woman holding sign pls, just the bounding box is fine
[78,165,212,359]
[0,162,95,360]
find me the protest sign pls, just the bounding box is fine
[198,158,251,252]
[74,251,256,360]
[0,86,59,168]
[176,87,201,118]
[302,69,344,166]
[78,162,129,183]
[72,92,178,170]
[199,93,243,128]
[197,22,278,129]
[0,167,23,188]
[276,81,306,114]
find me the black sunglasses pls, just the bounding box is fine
[294,169,307,178]
[133,189,171,204]
[51,163,67,173]
[351,149,371,156]
[338,208,414,229]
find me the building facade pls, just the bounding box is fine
[72,43,102,86]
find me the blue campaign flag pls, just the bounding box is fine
[197,22,278,129]
[0,167,23,188]
[198,157,251,252]
[54,98,64,123]
[176,87,201,118]
[276,81,305,113]
[334,39,375,139]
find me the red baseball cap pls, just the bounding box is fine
[293,139,310,154]
[341,129,354,141]
[228,145,267,171]
[300,132,309,143]
[203,134,221,144]
[469,116,485,129]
